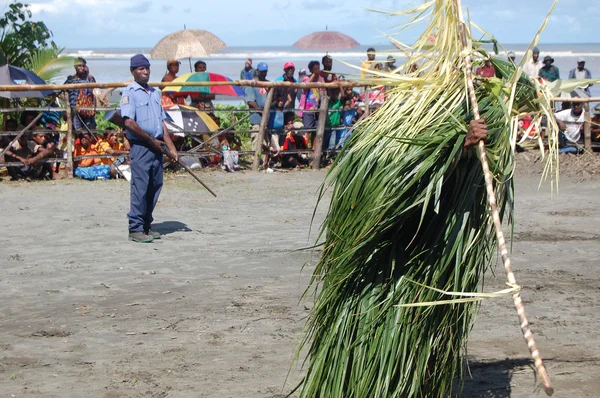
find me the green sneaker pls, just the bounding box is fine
[146,229,161,240]
[129,231,153,243]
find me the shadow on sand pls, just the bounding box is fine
[152,221,192,235]
[458,357,534,398]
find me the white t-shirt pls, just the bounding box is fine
[555,109,585,142]
[523,59,543,79]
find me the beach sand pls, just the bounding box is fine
[1,168,599,397]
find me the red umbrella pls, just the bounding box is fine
[293,30,359,50]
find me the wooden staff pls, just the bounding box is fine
[65,101,74,178]
[584,103,592,152]
[456,1,554,395]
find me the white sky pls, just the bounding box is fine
[8,0,600,48]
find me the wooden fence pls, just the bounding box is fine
[0,80,598,179]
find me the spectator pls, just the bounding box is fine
[240,58,256,80]
[296,68,308,104]
[568,57,593,95]
[64,57,97,131]
[97,129,130,178]
[339,97,358,147]
[538,55,560,82]
[321,55,337,83]
[476,59,495,78]
[507,51,516,64]
[268,96,286,159]
[73,132,111,179]
[191,60,218,124]
[97,129,129,164]
[20,111,42,130]
[299,60,324,146]
[523,46,542,79]
[274,62,297,110]
[361,47,376,79]
[555,102,585,148]
[3,133,55,180]
[161,60,184,107]
[194,60,207,72]
[161,60,180,82]
[281,113,309,168]
[591,104,600,142]
[384,55,397,72]
[244,62,270,159]
[324,88,342,153]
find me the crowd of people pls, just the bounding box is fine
[1,46,598,181]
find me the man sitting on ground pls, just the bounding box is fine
[555,102,585,150]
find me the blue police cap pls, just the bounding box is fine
[130,54,150,69]
[257,62,268,72]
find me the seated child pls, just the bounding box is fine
[282,113,310,168]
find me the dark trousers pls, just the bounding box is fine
[128,144,163,233]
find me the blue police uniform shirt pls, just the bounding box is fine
[244,83,269,125]
[120,81,166,143]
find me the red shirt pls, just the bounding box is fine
[476,65,495,78]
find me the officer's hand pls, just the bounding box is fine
[464,118,487,149]
[150,138,163,153]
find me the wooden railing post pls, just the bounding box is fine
[252,88,274,171]
[312,93,329,169]
[584,102,592,152]
[364,86,371,118]
[65,104,74,179]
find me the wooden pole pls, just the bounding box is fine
[364,86,371,118]
[65,103,74,179]
[252,88,274,171]
[583,103,592,152]
[0,80,365,92]
[312,94,329,169]
[456,1,553,395]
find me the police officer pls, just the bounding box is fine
[120,54,178,243]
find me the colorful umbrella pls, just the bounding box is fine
[163,72,246,97]
[104,105,219,138]
[0,63,54,98]
[164,104,219,136]
[293,30,359,50]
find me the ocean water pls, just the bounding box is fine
[60,44,600,106]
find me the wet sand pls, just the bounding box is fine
[0,168,598,397]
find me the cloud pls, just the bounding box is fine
[123,1,151,13]
[161,5,172,13]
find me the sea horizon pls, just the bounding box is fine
[56,43,600,105]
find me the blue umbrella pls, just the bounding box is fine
[0,63,54,98]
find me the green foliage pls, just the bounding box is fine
[96,111,119,131]
[27,47,74,83]
[215,103,252,150]
[0,2,56,67]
